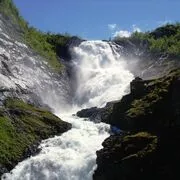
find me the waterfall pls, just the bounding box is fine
[71,41,133,107]
[2,41,134,180]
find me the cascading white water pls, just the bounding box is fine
[2,41,134,180]
[72,41,133,107]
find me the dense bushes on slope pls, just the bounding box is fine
[24,27,71,71]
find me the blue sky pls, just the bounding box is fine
[13,0,180,40]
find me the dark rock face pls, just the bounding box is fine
[57,36,84,61]
[94,132,157,180]
[76,101,115,123]
[94,130,180,180]
[94,69,180,180]
[172,78,180,125]
[77,107,100,118]
[130,77,146,98]
[114,36,180,80]
[67,36,84,49]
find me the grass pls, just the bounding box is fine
[0,98,70,169]
[123,132,158,159]
[0,114,34,165]
[127,69,180,118]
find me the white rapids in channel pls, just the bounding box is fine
[2,41,133,180]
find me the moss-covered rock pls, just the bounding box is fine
[94,132,158,180]
[0,98,71,175]
[105,69,180,131]
[94,129,180,180]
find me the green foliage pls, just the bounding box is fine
[45,33,71,50]
[123,132,158,159]
[0,0,72,72]
[0,0,27,30]
[0,114,34,165]
[127,69,180,118]
[150,24,180,39]
[0,98,67,166]
[24,28,61,71]
[114,23,180,59]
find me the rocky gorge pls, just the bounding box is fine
[0,0,180,179]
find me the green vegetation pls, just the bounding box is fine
[109,68,180,130]
[24,28,71,71]
[0,114,33,166]
[127,69,180,118]
[0,0,72,72]
[0,0,27,30]
[123,132,158,159]
[114,23,180,59]
[0,98,70,170]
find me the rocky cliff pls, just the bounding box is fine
[93,68,180,180]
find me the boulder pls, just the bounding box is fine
[77,107,100,118]
[76,101,115,123]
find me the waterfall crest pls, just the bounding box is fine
[72,41,134,107]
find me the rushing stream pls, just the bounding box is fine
[2,41,133,180]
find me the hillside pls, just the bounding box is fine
[114,23,180,60]
[0,0,74,72]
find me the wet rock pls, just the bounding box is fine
[76,101,114,123]
[77,107,100,118]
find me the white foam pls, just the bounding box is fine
[2,113,110,180]
[0,32,10,40]
[72,41,134,107]
[0,74,16,89]
[15,41,28,49]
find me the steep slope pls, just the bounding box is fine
[0,0,75,71]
